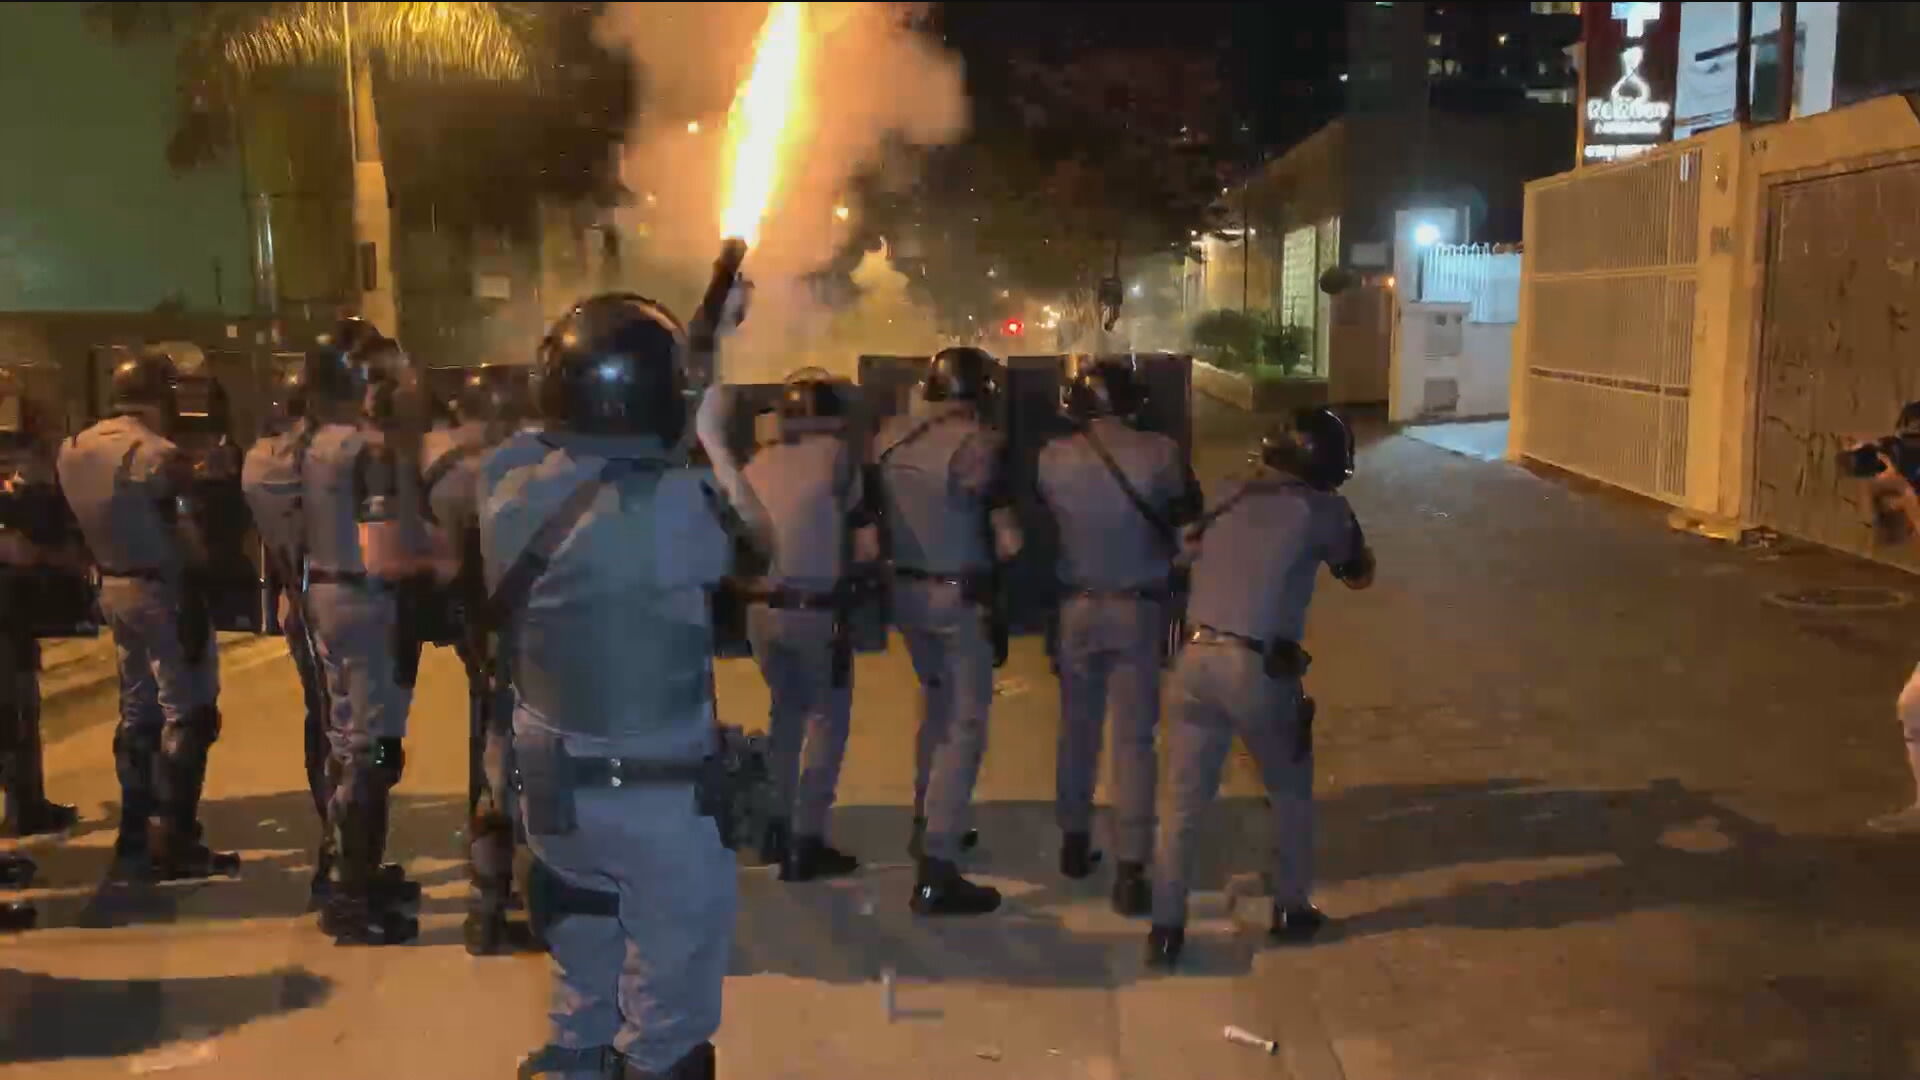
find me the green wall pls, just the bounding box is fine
[0,4,253,314]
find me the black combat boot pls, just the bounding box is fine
[321,892,419,946]
[1,799,77,838]
[780,835,859,882]
[0,900,35,933]
[1059,831,1101,879]
[907,816,978,860]
[910,857,1001,916]
[619,1040,715,1079]
[0,853,34,889]
[147,819,240,881]
[1145,924,1184,970]
[1268,904,1328,946]
[755,818,791,869]
[1110,860,1150,917]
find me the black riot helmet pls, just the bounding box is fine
[921,346,997,404]
[1260,407,1355,491]
[778,366,846,419]
[454,365,533,427]
[534,293,689,440]
[107,346,180,426]
[1063,355,1145,423]
[329,316,381,355]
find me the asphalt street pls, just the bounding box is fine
[4,398,1919,1079]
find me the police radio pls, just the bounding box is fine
[171,373,266,634]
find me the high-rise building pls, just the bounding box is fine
[1347,2,1583,112]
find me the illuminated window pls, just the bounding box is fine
[1497,32,1510,46]
[1429,57,1443,74]
[1427,32,1443,47]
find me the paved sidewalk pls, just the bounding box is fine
[3,410,1919,1078]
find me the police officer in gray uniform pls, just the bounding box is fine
[1146,408,1374,969]
[495,293,768,1080]
[57,349,238,880]
[871,346,1021,916]
[741,369,872,882]
[1037,356,1201,914]
[420,365,532,953]
[239,365,335,903]
[297,330,428,945]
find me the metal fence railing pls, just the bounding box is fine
[1418,243,1523,325]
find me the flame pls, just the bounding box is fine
[719,2,807,248]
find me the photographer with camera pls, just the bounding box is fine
[1843,401,1920,833]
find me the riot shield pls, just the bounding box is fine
[993,355,1073,637]
[1116,352,1195,465]
[171,373,267,634]
[854,355,925,425]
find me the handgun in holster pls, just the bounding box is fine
[1295,695,1316,763]
[1263,640,1312,681]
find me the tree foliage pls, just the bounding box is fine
[88,2,630,232]
[889,44,1239,336]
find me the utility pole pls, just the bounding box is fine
[1777,1,1798,122]
[1733,2,1754,125]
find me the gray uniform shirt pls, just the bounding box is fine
[1185,471,1359,644]
[871,401,1001,574]
[56,414,186,576]
[742,433,860,593]
[421,422,492,534]
[240,420,311,577]
[480,431,734,762]
[301,422,378,576]
[1037,418,1188,590]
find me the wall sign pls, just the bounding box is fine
[1582,3,1682,163]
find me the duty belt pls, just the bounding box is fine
[97,566,169,582]
[1188,625,1272,653]
[747,585,841,611]
[893,566,984,588]
[567,757,706,789]
[1065,584,1170,603]
[305,567,388,590]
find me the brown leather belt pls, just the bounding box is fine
[749,587,840,611]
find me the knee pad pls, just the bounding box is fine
[372,737,405,790]
[525,859,619,939]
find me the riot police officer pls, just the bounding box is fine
[419,364,532,953]
[298,327,428,945]
[741,368,873,882]
[1036,356,1200,914]
[1146,408,1374,969]
[493,293,768,1080]
[57,348,238,880]
[870,346,1022,916]
[0,368,80,842]
[240,364,334,904]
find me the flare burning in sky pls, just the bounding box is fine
[597,2,969,381]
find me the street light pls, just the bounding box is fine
[686,120,701,134]
[833,205,851,221]
[1414,222,1443,247]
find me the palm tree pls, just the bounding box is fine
[96,2,534,332]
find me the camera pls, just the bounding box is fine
[1838,401,1920,482]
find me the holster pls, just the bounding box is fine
[515,733,579,837]
[179,576,212,666]
[391,581,426,691]
[829,607,853,690]
[1264,640,1312,680]
[696,754,738,850]
[1295,695,1316,763]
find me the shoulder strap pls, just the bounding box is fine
[874,411,962,467]
[420,442,486,507]
[1187,478,1278,540]
[1079,423,1175,542]
[482,456,661,630]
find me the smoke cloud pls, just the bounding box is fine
[595,2,968,382]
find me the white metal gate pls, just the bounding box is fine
[1519,146,1703,501]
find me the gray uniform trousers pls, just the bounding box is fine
[462,640,517,914]
[746,605,851,836]
[1054,593,1164,863]
[1151,644,1313,927]
[894,579,994,861]
[280,593,331,827]
[517,728,737,1076]
[100,577,219,826]
[305,580,410,886]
